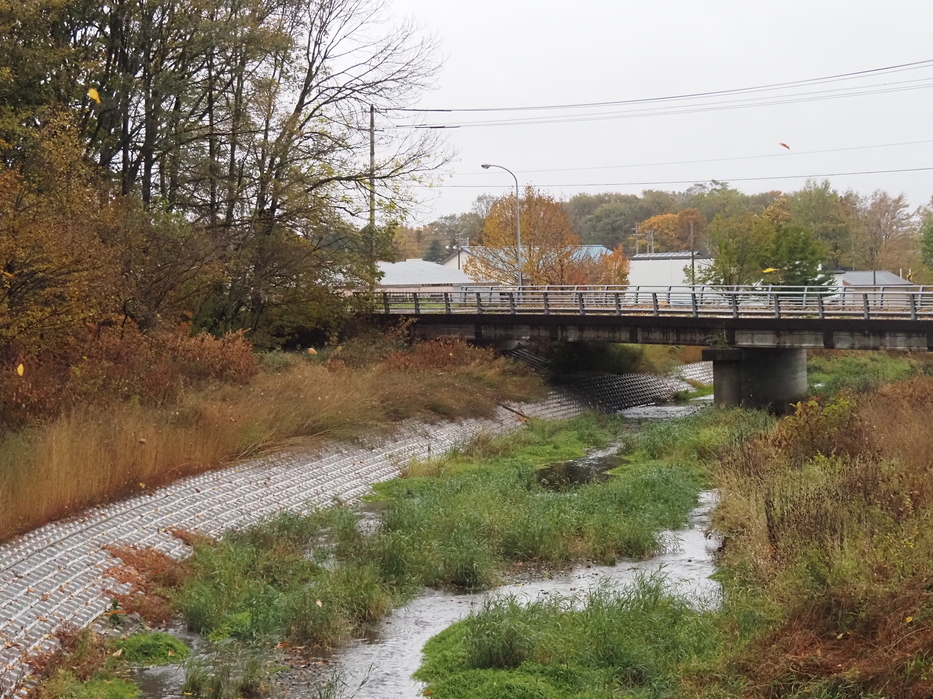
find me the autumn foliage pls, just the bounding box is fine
[636,208,707,252]
[713,376,933,696]
[466,187,629,285]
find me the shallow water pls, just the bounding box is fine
[134,403,719,699]
[279,491,720,699]
[617,403,707,420]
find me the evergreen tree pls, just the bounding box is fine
[423,240,446,263]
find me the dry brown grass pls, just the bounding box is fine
[25,625,113,685]
[103,544,191,625]
[0,338,543,541]
[712,375,933,696]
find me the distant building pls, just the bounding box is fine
[376,259,474,292]
[833,270,912,288]
[830,270,914,306]
[628,252,711,287]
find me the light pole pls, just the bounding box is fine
[481,163,523,287]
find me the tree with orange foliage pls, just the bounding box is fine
[0,119,119,356]
[563,245,630,285]
[637,213,681,251]
[677,208,707,252]
[637,209,707,252]
[466,187,583,285]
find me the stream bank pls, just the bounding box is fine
[8,368,721,699]
[269,491,719,699]
[116,408,741,699]
[1,394,586,698]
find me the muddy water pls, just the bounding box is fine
[285,490,720,699]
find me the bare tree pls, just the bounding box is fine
[860,191,917,274]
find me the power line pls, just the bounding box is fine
[416,166,933,189]
[454,139,933,176]
[399,79,933,129]
[386,58,933,114]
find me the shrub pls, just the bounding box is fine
[112,631,190,665]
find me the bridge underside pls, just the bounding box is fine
[397,313,933,351]
[383,313,933,412]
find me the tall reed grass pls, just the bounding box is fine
[711,375,933,696]
[0,338,542,540]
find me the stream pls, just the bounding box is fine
[134,402,718,699]
[280,491,719,699]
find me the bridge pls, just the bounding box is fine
[362,285,933,411]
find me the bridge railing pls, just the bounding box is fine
[364,285,933,321]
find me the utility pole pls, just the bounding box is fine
[689,219,695,285]
[369,104,376,260]
[634,224,640,255]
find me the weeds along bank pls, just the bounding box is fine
[27,413,752,698]
[16,348,933,697]
[36,365,933,699]
[708,375,933,697]
[420,366,933,698]
[0,333,543,541]
[411,356,933,699]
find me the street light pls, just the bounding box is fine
[481,163,523,287]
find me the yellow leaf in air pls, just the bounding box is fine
[88,88,101,104]
[16,363,24,377]
[906,616,914,623]
[316,599,323,607]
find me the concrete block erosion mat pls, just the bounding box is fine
[0,393,586,697]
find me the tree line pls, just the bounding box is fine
[0,0,442,361]
[403,180,933,287]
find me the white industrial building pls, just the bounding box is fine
[376,259,474,292]
[628,252,711,287]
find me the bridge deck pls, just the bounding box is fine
[368,285,933,321]
[360,286,933,351]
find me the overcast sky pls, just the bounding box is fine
[385,0,933,225]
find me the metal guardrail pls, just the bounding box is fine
[364,285,933,321]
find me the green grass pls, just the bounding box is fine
[629,407,774,464]
[415,576,720,699]
[112,630,190,665]
[32,629,192,699]
[807,351,922,396]
[180,651,272,699]
[166,415,708,649]
[36,672,140,699]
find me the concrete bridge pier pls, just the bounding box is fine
[701,347,807,412]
